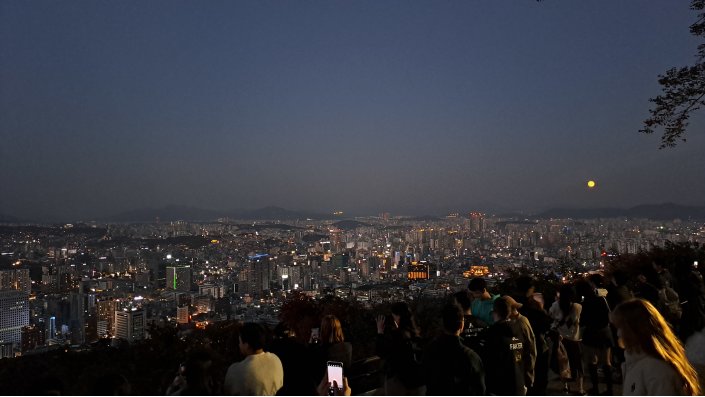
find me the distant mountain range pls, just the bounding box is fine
[0,214,28,223]
[332,220,371,230]
[2,202,705,224]
[102,205,329,223]
[536,203,705,220]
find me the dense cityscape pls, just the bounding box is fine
[2,0,705,395]
[2,211,704,358]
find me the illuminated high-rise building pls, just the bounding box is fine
[69,292,85,345]
[330,228,343,252]
[238,255,274,298]
[0,268,31,293]
[176,305,189,324]
[469,212,485,235]
[21,324,45,352]
[198,283,224,299]
[48,316,56,339]
[114,309,145,343]
[0,290,30,347]
[97,299,118,337]
[166,266,191,292]
[0,342,13,359]
[407,262,430,281]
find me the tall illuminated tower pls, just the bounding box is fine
[96,299,118,337]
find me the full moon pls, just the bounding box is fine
[587,180,596,188]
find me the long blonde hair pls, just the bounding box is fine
[610,299,700,395]
[320,315,345,344]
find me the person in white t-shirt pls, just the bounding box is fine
[549,284,584,395]
[224,323,284,396]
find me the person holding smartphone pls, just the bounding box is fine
[375,302,426,395]
[326,361,344,395]
[313,315,352,381]
[316,371,351,396]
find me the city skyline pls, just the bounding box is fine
[2,1,705,221]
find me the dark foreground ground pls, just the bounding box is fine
[356,368,623,396]
[545,369,622,396]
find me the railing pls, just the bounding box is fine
[347,355,383,395]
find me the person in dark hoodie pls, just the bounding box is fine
[576,279,614,396]
[481,296,526,396]
[423,302,485,395]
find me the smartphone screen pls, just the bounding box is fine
[327,361,343,393]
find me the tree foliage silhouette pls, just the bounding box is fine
[641,0,705,148]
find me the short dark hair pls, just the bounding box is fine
[575,279,595,298]
[612,270,629,286]
[587,273,605,288]
[453,290,472,312]
[239,322,266,351]
[515,276,534,295]
[442,303,464,333]
[390,301,419,336]
[391,301,412,318]
[468,278,487,292]
[493,296,511,320]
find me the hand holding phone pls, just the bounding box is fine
[311,327,320,344]
[327,361,344,395]
[317,372,351,396]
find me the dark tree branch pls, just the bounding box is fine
[642,0,705,148]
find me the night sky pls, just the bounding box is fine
[1,1,704,221]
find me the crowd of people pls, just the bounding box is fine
[157,259,705,396]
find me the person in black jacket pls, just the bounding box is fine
[576,278,614,396]
[481,296,526,396]
[423,302,485,395]
[375,302,425,395]
[675,260,705,343]
[312,315,353,385]
[269,322,317,396]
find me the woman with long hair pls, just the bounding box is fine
[549,283,585,395]
[319,315,352,370]
[375,301,424,395]
[309,315,353,394]
[610,299,700,395]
